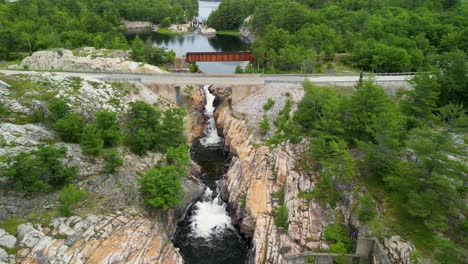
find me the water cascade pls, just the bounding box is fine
[173,86,249,264]
[201,85,221,146]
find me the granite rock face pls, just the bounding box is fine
[185,86,207,143]
[0,229,17,249]
[215,105,332,263]
[384,236,415,264]
[15,49,165,73]
[201,27,217,35]
[15,214,183,264]
[239,16,255,43]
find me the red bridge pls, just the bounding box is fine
[185,51,253,62]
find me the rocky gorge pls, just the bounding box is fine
[0,73,416,264]
[0,73,205,264]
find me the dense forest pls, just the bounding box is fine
[0,0,198,60]
[259,73,467,262]
[208,0,467,73]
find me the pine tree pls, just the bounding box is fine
[80,124,104,157]
[130,35,147,62]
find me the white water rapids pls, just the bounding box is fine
[189,185,234,239]
[189,85,233,239]
[200,85,222,146]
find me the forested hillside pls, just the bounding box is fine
[209,0,467,73]
[0,0,198,60]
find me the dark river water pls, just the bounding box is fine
[126,1,250,73]
[172,86,250,264]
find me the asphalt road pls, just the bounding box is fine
[0,70,411,85]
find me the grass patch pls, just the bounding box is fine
[1,246,19,255]
[216,30,241,37]
[54,234,68,239]
[275,205,289,230]
[0,218,26,235]
[0,60,20,69]
[157,28,184,35]
[240,195,246,209]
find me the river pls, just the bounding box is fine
[126,1,250,74]
[173,86,250,264]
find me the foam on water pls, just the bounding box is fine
[201,85,222,146]
[189,185,234,239]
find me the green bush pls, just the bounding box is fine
[124,101,162,155]
[189,62,199,73]
[263,98,276,111]
[103,149,123,174]
[5,145,77,193]
[139,165,183,211]
[357,194,376,223]
[165,144,190,174]
[259,115,271,134]
[52,113,85,143]
[58,185,87,217]
[48,98,70,123]
[94,110,121,147]
[324,224,352,252]
[160,17,171,28]
[328,241,347,264]
[275,205,289,230]
[80,124,104,157]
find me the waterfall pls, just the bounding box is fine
[201,85,222,146]
[189,183,234,239]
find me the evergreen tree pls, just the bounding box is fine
[139,165,183,211]
[386,128,467,231]
[131,35,147,63]
[52,113,85,143]
[400,73,440,126]
[159,108,186,150]
[95,110,121,147]
[80,124,104,157]
[103,148,123,174]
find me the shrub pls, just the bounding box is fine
[189,62,199,73]
[48,98,70,123]
[139,165,183,211]
[324,224,352,252]
[328,241,347,264]
[52,113,85,143]
[94,110,121,147]
[124,101,161,155]
[263,98,276,111]
[259,115,271,134]
[103,149,123,174]
[160,17,171,28]
[357,194,376,223]
[275,205,289,230]
[80,124,104,157]
[5,145,77,193]
[165,144,190,174]
[58,185,87,217]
